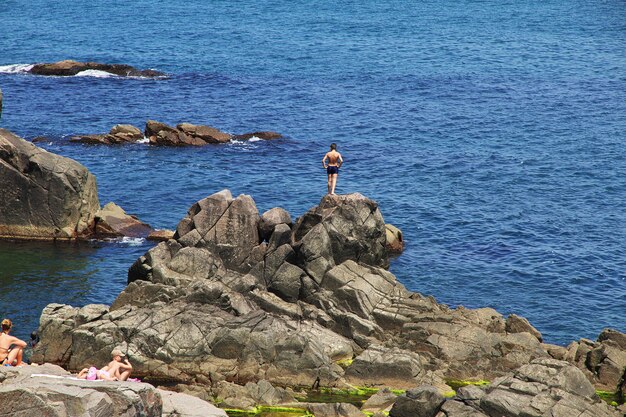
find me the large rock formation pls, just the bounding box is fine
[34,191,556,394]
[29,60,165,77]
[434,359,621,417]
[0,128,100,239]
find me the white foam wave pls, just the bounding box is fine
[137,136,150,144]
[119,236,146,246]
[0,64,34,74]
[75,69,119,78]
[247,136,262,142]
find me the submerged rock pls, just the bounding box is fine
[0,128,100,240]
[232,131,283,141]
[34,190,554,395]
[29,59,165,77]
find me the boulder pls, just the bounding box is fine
[0,128,100,240]
[177,123,231,144]
[93,202,153,238]
[159,389,227,417]
[232,131,283,141]
[566,329,626,391]
[210,380,294,410]
[71,124,144,145]
[389,386,444,417]
[307,403,365,417]
[435,359,620,417]
[145,121,231,146]
[361,388,398,413]
[148,229,176,242]
[506,313,543,341]
[385,224,404,253]
[29,60,165,77]
[0,363,162,417]
[259,207,293,242]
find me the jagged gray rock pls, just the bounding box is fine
[390,386,444,417]
[35,190,562,399]
[435,359,620,417]
[0,128,100,240]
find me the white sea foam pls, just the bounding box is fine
[75,69,119,78]
[247,136,262,142]
[137,136,150,144]
[119,236,146,246]
[0,63,34,73]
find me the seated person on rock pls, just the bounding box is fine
[77,349,133,381]
[0,319,27,366]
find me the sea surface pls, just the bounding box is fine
[0,0,624,346]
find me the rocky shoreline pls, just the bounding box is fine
[0,121,624,416]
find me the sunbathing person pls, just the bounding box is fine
[77,365,117,381]
[0,319,27,366]
[76,349,133,381]
[107,349,133,381]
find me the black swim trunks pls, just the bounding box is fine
[327,166,339,175]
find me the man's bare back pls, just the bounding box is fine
[322,143,343,195]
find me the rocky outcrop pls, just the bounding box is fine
[0,129,154,241]
[29,60,165,77]
[146,120,231,146]
[0,87,3,121]
[93,202,153,238]
[434,359,621,417]
[0,128,100,240]
[232,131,283,141]
[34,190,556,395]
[0,363,163,417]
[565,328,626,392]
[71,124,144,145]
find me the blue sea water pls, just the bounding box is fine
[0,0,624,346]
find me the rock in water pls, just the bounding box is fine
[29,59,165,77]
[0,87,3,121]
[0,128,100,239]
[93,202,153,238]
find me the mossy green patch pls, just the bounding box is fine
[446,379,490,390]
[223,406,310,417]
[596,390,622,405]
[335,358,353,368]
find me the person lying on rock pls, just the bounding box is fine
[76,349,133,381]
[0,319,27,366]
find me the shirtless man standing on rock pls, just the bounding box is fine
[322,143,343,195]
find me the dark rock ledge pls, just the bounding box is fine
[29,189,625,416]
[28,59,165,78]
